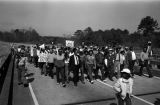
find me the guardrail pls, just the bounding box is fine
[0,52,15,105]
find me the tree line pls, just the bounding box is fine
[0,16,160,48]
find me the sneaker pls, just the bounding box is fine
[109,77,114,81]
[90,80,94,84]
[57,82,60,85]
[24,83,29,87]
[149,75,153,78]
[62,84,66,87]
[18,82,23,85]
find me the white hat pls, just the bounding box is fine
[80,48,83,52]
[121,68,131,74]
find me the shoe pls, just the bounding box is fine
[109,78,114,81]
[149,75,153,78]
[62,84,66,87]
[57,82,60,85]
[81,81,85,84]
[18,82,23,85]
[90,80,94,84]
[24,83,29,87]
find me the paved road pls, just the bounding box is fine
[11,62,160,105]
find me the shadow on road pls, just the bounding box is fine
[25,73,34,77]
[63,97,116,105]
[154,98,160,105]
[27,78,34,83]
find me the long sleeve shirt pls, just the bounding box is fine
[38,52,47,63]
[113,78,133,99]
[86,55,96,66]
[140,52,149,61]
[47,53,56,63]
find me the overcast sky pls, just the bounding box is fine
[0,0,160,36]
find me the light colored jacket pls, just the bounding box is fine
[113,78,133,99]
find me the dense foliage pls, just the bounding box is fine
[0,16,160,48]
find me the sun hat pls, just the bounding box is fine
[121,68,131,74]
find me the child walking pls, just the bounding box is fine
[113,68,133,105]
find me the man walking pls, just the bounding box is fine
[139,47,153,78]
[69,48,81,86]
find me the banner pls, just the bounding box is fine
[66,40,74,47]
[39,44,45,49]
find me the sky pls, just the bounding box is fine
[0,0,160,36]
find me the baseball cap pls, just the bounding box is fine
[121,68,131,74]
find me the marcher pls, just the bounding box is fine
[106,48,115,81]
[114,47,121,79]
[16,47,28,87]
[64,48,70,83]
[127,47,136,77]
[38,48,47,75]
[85,50,96,84]
[47,49,56,79]
[95,49,105,80]
[33,46,38,67]
[69,48,81,86]
[119,49,126,71]
[113,68,133,105]
[79,49,85,84]
[54,49,66,87]
[139,47,153,78]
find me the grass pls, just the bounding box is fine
[0,41,10,67]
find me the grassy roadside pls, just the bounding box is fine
[0,41,10,67]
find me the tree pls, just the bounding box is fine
[138,16,159,37]
[84,27,93,36]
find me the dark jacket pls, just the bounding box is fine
[69,54,81,69]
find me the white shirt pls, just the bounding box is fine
[131,51,136,60]
[74,55,79,65]
[38,52,47,62]
[30,46,33,56]
[104,59,108,66]
[37,50,40,56]
[18,48,21,52]
[113,78,133,99]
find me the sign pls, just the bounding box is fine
[39,44,45,49]
[66,40,74,47]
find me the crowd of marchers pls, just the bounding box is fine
[11,41,153,105]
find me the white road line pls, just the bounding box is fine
[96,80,154,105]
[26,77,39,105]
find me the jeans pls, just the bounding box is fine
[17,65,27,84]
[86,64,94,81]
[139,60,153,77]
[80,64,85,82]
[56,66,65,84]
[65,63,69,81]
[128,60,136,76]
[95,64,105,80]
[48,63,54,77]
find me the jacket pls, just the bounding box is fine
[113,78,133,99]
